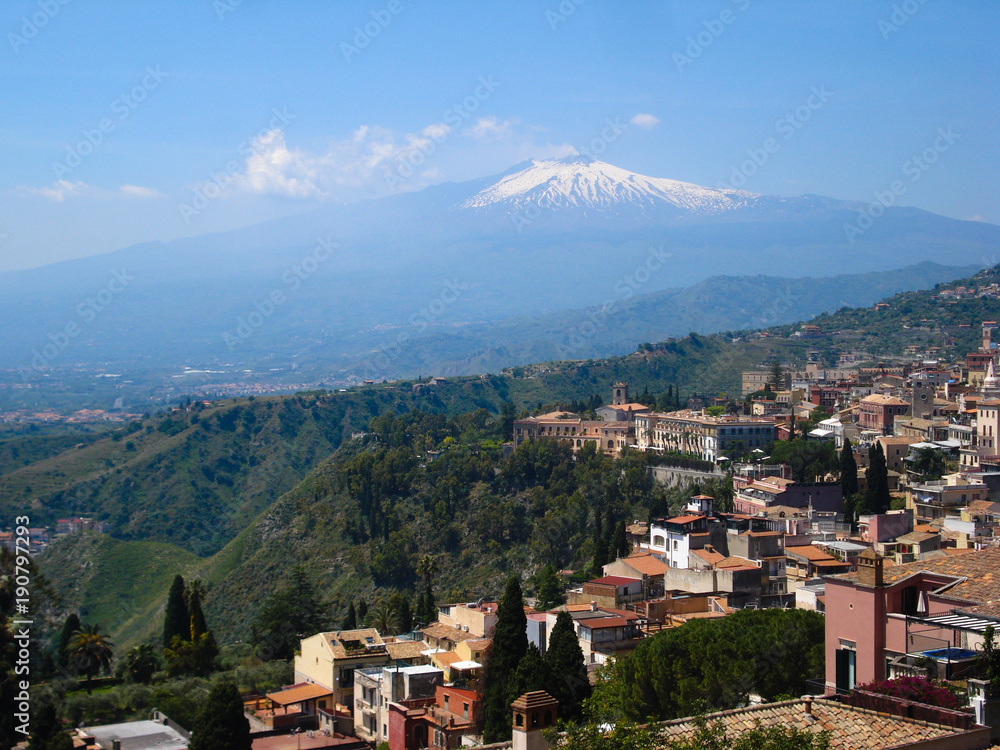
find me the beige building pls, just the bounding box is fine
[436,601,498,638]
[635,410,775,462]
[512,383,645,457]
[293,629,427,711]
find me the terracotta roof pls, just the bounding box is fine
[622,552,670,576]
[716,556,758,570]
[656,697,968,749]
[661,514,705,525]
[577,616,630,630]
[786,545,839,562]
[968,499,1000,514]
[833,546,1000,611]
[386,640,428,661]
[266,683,332,706]
[860,394,910,406]
[420,622,475,644]
[691,548,726,566]
[325,629,385,658]
[895,531,939,544]
[433,651,462,667]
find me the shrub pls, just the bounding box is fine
[856,676,964,710]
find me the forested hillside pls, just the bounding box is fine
[18,263,1000,650]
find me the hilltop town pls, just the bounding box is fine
[50,318,1000,750]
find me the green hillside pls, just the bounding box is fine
[21,263,1000,649]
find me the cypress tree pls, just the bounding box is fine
[506,644,556,707]
[188,588,208,639]
[357,599,369,626]
[342,601,357,631]
[839,440,858,499]
[163,575,189,648]
[544,610,591,720]
[866,442,891,515]
[611,520,629,560]
[420,582,437,625]
[396,596,413,633]
[483,577,529,743]
[58,613,81,669]
[188,680,251,750]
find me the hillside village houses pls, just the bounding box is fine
[230,321,1000,749]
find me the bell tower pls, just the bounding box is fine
[612,382,629,406]
[512,691,558,750]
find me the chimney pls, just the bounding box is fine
[803,696,814,722]
[590,601,597,612]
[856,548,884,587]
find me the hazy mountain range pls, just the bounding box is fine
[1,156,996,382]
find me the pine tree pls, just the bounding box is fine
[189,680,251,750]
[342,601,357,631]
[483,577,529,743]
[535,566,566,611]
[544,610,591,720]
[163,575,189,648]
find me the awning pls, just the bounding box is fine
[266,683,333,706]
[913,613,1000,633]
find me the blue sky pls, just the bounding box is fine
[1,0,997,271]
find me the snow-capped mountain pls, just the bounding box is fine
[0,157,997,380]
[458,155,758,216]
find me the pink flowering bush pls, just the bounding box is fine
[856,676,964,710]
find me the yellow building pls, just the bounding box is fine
[293,629,426,711]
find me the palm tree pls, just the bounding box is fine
[123,643,160,684]
[417,555,439,588]
[368,601,399,636]
[69,624,114,694]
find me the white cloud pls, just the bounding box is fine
[630,113,660,130]
[465,116,516,142]
[17,181,162,202]
[228,129,328,199]
[119,184,162,199]
[18,180,99,201]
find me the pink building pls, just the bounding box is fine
[825,547,1000,694]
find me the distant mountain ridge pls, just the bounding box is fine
[0,157,997,388]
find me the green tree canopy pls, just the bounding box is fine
[189,680,252,750]
[592,609,825,722]
[769,440,838,483]
[534,566,567,611]
[123,643,160,684]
